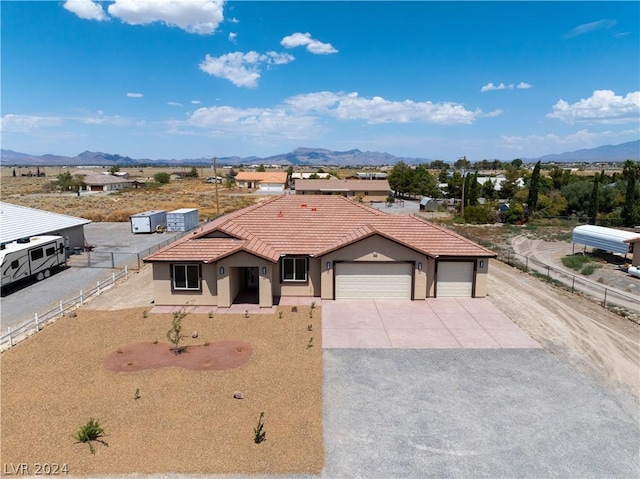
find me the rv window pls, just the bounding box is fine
[31,248,44,261]
[59,244,65,254]
[11,260,19,269]
[46,247,55,256]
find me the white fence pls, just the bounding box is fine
[0,267,129,351]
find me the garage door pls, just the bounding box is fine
[437,261,474,297]
[335,262,412,300]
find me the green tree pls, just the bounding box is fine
[454,156,470,170]
[438,167,449,184]
[54,171,85,194]
[467,172,480,206]
[154,172,170,184]
[108,165,120,175]
[511,158,523,168]
[166,308,188,354]
[622,160,639,227]
[526,160,541,219]
[499,165,522,200]
[186,166,199,179]
[481,178,497,200]
[257,164,266,172]
[388,161,413,196]
[410,165,439,197]
[286,165,294,177]
[588,173,600,224]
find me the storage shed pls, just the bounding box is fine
[131,210,167,234]
[166,208,199,232]
[572,225,636,255]
[419,197,438,212]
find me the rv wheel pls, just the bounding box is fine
[44,269,51,278]
[36,272,44,281]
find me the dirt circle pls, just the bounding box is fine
[104,340,253,372]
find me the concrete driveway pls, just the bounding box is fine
[322,298,539,349]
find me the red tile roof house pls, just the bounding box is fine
[144,195,495,308]
[234,171,288,192]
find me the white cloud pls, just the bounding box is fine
[228,32,237,43]
[285,91,490,125]
[107,0,224,35]
[481,82,511,92]
[167,102,183,107]
[199,51,295,88]
[281,32,338,54]
[564,19,616,38]
[517,82,533,89]
[191,100,202,104]
[127,92,144,98]
[547,90,640,124]
[0,114,62,133]
[184,105,319,139]
[63,0,108,21]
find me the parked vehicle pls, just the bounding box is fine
[130,210,167,234]
[1,236,66,287]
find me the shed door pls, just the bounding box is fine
[437,261,474,297]
[335,262,412,300]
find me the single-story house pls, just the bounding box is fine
[291,172,331,180]
[235,171,288,192]
[295,179,391,201]
[144,195,496,308]
[82,175,134,192]
[0,202,91,251]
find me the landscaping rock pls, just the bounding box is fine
[191,331,198,338]
[233,391,244,400]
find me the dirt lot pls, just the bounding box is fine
[487,259,639,407]
[0,299,323,475]
[0,170,259,221]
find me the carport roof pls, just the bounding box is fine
[0,201,91,244]
[144,195,495,263]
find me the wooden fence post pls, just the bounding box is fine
[35,313,40,332]
[8,327,12,348]
[80,290,83,306]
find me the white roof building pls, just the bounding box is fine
[0,202,91,249]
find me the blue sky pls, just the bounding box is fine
[1,1,639,162]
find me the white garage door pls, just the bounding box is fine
[335,262,412,300]
[437,261,474,297]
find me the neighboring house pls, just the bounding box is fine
[295,179,391,201]
[144,195,496,308]
[0,202,91,251]
[291,172,331,180]
[355,172,388,180]
[82,175,134,192]
[235,172,288,192]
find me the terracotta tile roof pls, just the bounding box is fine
[144,195,495,263]
[295,179,391,192]
[235,171,288,184]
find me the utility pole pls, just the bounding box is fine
[460,156,467,218]
[213,156,219,216]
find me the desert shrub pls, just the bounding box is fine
[581,263,601,276]
[463,205,496,224]
[561,254,591,271]
[106,209,137,222]
[74,418,107,454]
[154,172,170,184]
[253,412,266,444]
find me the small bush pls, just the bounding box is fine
[581,263,601,276]
[562,254,592,271]
[278,311,283,319]
[74,418,107,454]
[307,324,313,332]
[154,172,170,184]
[463,205,496,224]
[134,388,141,400]
[253,412,266,444]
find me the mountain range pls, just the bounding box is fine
[1,140,638,167]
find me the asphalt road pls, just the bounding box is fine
[0,223,182,332]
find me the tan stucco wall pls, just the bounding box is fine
[217,251,273,307]
[320,235,428,300]
[50,225,86,251]
[152,262,218,306]
[425,257,436,297]
[272,257,321,297]
[629,239,640,267]
[474,258,489,297]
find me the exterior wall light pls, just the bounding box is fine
[326,261,331,270]
[219,267,224,275]
[479,260,484,268]
[418,262,423,270]
[261,266,267,275]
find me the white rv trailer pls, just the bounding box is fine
[0,235,66,287]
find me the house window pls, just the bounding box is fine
[172,264,200,290]
[282,257,307,282]
[30,248,44,261]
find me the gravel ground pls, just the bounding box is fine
[0,305,324,475]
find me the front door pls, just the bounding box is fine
[244,267,258,289]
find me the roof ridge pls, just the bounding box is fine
[410,214,496,255]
